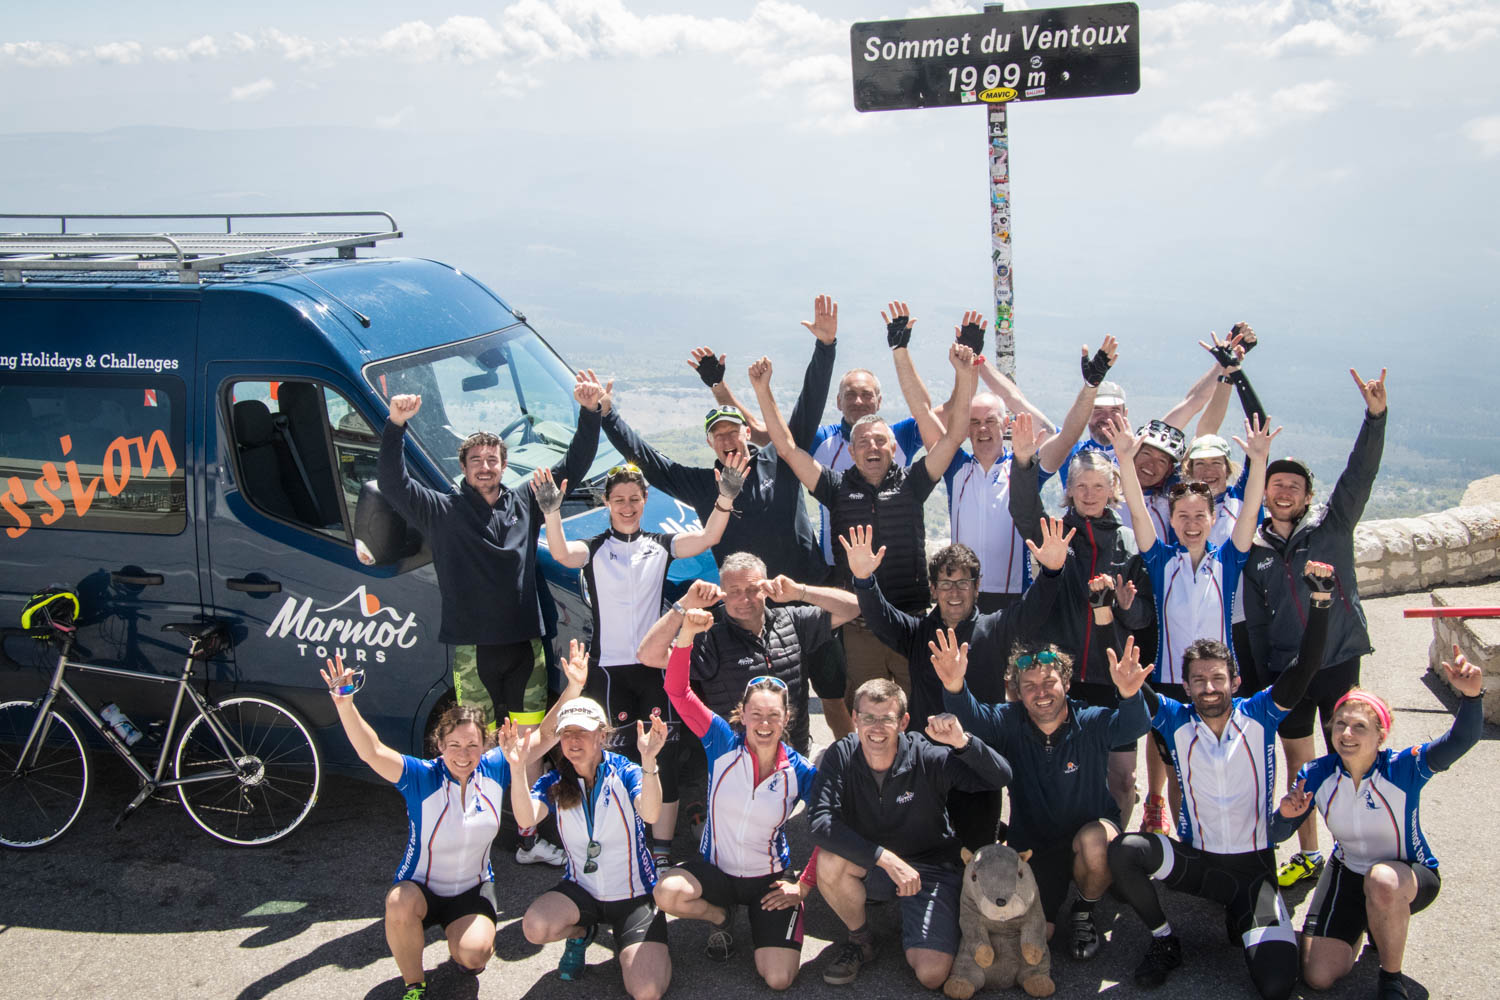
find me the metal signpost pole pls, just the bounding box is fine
[985,3,1015,378]
[849,2,1140,379]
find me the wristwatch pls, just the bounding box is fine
[671,600,687,615]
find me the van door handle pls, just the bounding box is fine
[227,578,282,594]
[112,572,165,586]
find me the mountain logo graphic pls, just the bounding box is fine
[316,586,402,620]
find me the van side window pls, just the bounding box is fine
[0,375,187,538]
[225,380,371,543]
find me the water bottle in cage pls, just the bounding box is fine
[100,703,143,746]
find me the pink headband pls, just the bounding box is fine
[1333,691,1391,732]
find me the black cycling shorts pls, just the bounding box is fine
[418,880,499,931]
[586,662,682,801]
[550,880,668,949]
[1277,658,1360,742]
[676,859,804,951]
[1303,855,1441,946]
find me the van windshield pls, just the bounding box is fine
[364,325,621,489]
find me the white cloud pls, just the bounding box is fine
[92,41,142,64]
[1138,80,1341,149]
[1463,115,1500,157]
[156,35,220,62]
[1,40,73,68]
[229,78,276,102]
[1264,19,1371,57]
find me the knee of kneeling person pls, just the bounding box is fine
[760,964,796,991]
[628,983,666,1000]
[1106,832,1148,873]
[1299,960,1343,992]
[652,877,689,910]
[454,943,493,970]
[817,851,857,881]
[521,909,552,945]
[384,883,423,921]
[1074,823,1111,865]
[909,953,953,990]
[1363,864,1405,908]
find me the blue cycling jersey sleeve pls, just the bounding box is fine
[702,714,739,761]
[395,754,439,797]
[787,745,819,806]
[1421,695,1483,774]
[616,755,645,804]
[531,768,562,803]
[476,748,512,788]
[892,417,923,468]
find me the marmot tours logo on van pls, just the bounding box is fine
[265,585,419,663]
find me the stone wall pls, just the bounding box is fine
[1354,500,1500,597]
[1426,583,1500,724]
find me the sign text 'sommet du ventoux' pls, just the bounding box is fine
[851,2,1140,112]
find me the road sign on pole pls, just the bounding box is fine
[850,2,1139,378]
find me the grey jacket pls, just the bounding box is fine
[1242,410,1386,674]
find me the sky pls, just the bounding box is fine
[3,1,1498,498]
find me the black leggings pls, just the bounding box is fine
[1108,834,1298,1000]
[585,663,681,802]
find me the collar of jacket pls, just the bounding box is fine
[1023,700,1081,745]
[1064,505,1124,531]
[1252,502,1329,550]
[849,729,920,779]
[608,526,643,542]
[460,478,509,513]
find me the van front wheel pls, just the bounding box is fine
[175,696,320,846]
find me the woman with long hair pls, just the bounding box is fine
[320,643,586,1000]
[653,607,819,990]
[502,696,672,998]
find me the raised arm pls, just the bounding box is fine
[748,355,824,491]
[1322,367,1389,533]
[787,295,840,449]
[1229,414,1278,552]
[549,371,605,488]
[599,389,711,504]
[321,655,404,783]
[533,468,589,569]
[1037,336,1115,472]
[1425,647,1485,772]
[376,393,445,530]
[1007,413,1050,547]
[636,580,722,669]
[531,641,589,762]
[764,573,861,628]
[1161,357,1223,431]
[690,347,771,446]
[1106,416,1156,552]
[1194,329,1248,438]
[1270,562,1335,711]
[664,610,718,737]
[922,342,980,480]
[887,301,946,451]
[842,524,921,658]
[670,452,747,559]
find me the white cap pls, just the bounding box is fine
[556,698,609,732]
[1094,380,1126,407]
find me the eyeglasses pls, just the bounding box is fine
[607,463,642,477]
[583,838,602,874]
[1169,481,1214,499]
[933,578,977,592]
[855,713,901,729]
[746,675,788,693]
[1014,650,1060,669]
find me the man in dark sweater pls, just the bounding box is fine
[749,341,978,709]
[809,679,1012,990]
[936,576,1153,962]
[377,374,604,865]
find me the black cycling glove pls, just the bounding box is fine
[1303,566,1336,593]
[1231,322,1258,354]
[696,353,726,387]
[957,321,985,356]
[887,315,912,351]
[1080,346,1114,386]
[1088,580,1115,608]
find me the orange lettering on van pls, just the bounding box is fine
[34,463,66,525]
[58,434,100,519]
[2,478,30,539]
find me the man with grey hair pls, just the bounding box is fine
[635,552,861,753]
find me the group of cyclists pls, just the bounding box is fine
[327,298,1481,1000]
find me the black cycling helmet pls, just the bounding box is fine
[20,587,80,633]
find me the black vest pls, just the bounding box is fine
[695,609,811,753]
[829,466,930,613]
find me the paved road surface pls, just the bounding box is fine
[3,593,1495,999]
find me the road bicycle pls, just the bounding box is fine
[0,601,320,849]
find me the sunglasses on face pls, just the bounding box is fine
[1014,650,1060,669]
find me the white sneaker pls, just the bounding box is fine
[515,838,566,866]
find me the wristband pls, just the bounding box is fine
[1217,375,1234,384]
[641,766,660,775]
[714,502,733,513]
[671,601,687,615]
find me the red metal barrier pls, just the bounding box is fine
[1402,607,1500,619]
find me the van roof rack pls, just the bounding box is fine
[0,212,402,284]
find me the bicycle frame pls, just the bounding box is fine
[17,636,246,794]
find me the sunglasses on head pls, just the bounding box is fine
[1014,650,1060,669]
[746,675,788,693]
[607,463,643,477]
[1169,481,1214,499]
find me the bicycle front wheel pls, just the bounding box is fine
[0,700,89,849]
[174,695,320,846]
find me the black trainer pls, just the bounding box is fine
[1133,934,1183,988]
[1377,970,1410,1000]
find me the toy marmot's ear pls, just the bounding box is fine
[1017,849,1033,863]
[961,846,974,865]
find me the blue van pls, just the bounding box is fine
[0,212,712,774]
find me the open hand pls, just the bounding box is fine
[1232,413,1282,464]
[1025,516,1075,572]
[955,310,986,355]
[715,450,748,500]
[1103,414,1139,459]
[496,718,528,767]
[1080,334,1118,386]
[802,294,839,344]
[1107,636,1152,699]
[637,713,668,761]
[838,524,886,581]
[882,301,913,350]
[689,347,727,387]
[1114,573,1138,611]
[1350,367,1388,417]
[532,468,566,515]
[927,628,969,694]
[1011,412,1047,466]
[319,654,362,701]
[561,638,589,692]
[760,877,810,910]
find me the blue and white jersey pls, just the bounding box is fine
[698,715,817,877]
[1142,538,1249,685]
[1154,689,1287,854]
[1051,438,1114,490]
[393,750,510,896]
[944,447,1028,596]
[811,418,922,564]
[533,751,657,902]
[1298,746,1441,875]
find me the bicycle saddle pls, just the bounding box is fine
[161,621,232,659]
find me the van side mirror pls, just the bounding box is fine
[353,481,423,564]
